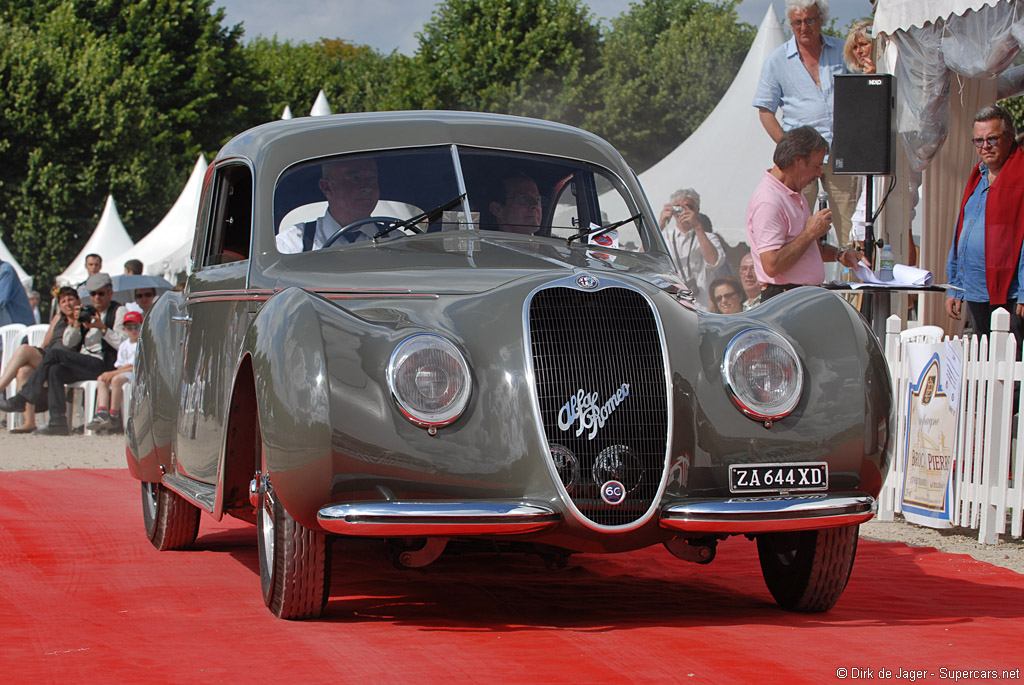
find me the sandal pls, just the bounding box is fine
[10,425,37,434]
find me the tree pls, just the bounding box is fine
[245,37,416,118]
[413,0,601,124]
[0,0,262,289]
[582,0,753,172]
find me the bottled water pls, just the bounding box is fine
[877,244,895,282]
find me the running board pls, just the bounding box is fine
[161,472,217,513]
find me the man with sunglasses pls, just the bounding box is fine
[752,0,858,249]
[657,188,724,311]
[0,272,127,434]
[946,105,1024,349]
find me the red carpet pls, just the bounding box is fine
[1,469,1022,683]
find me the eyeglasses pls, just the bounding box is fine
[972,135,1005,149]
[135,291,156,298]
[790,17,818,28]
[714,291,742,303]
[90,289,110,297]
[507,193,543,207]
[125,324,141,330]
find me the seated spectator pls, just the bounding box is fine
[490,173,543,235]
[739,252,763,310]
[276,158,380,253]
[0,286,80,433]
[657,188,725,311]
[86,310,142,434]
[708,277,746,314]
[0,273,127,435]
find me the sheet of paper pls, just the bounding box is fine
[848,263,934,288]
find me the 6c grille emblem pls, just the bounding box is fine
[601,480,626,506]
[575,274,599,289]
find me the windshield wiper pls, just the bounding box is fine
[373,193,467,242]
[565,213,642,247]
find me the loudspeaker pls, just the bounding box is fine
[831,74,895,175]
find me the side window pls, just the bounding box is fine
[202,164,253,267]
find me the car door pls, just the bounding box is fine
[173,160,256,486]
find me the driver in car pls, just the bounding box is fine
[490,173,543,235]
[276,158,380,253]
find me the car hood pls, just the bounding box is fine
[259,233,680,295]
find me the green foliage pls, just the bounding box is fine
[0,0,261,289]
[582,0,753,172]
[413,0,602,123]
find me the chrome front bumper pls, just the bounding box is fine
[317,493,875,537]
[660,493,877,533]
[317,500,561,536]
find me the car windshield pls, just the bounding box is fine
[273,145,650,254]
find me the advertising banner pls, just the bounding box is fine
[900,342,958,528]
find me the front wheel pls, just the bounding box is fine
[142,481,200,551]
[256,467,331,619]
[756,525,859,612]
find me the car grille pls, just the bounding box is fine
[529,285,668,527]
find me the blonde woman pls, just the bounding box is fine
[844,20,875,74]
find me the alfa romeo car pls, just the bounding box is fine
[126,110,892,620]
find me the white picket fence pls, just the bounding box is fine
[880,309,1024,543]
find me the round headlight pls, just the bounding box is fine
[387,334,471,427]
[722,328,803,421]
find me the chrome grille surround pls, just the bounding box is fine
[525,273,672,531]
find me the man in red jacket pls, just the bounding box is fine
[945,104,1024,347]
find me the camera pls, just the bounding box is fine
[78,304,97,324]
[672,205,684,216]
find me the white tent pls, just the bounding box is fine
[0,237,32,290]
[636,7,786,249]
[109,155,207,283]
[57,195,134,286]
[310,90,332,116]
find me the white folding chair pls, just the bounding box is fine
[66,380,99,435]
[25,323,49,348]
[900,325,945,345]
[1,323,28,429]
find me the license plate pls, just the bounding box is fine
[728,462,828,493]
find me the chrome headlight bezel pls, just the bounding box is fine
[387,334,471,428]
[721,327,804,422]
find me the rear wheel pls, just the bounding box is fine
[256,456,331,620]
[756,525,859,612]
[142,481,200,551]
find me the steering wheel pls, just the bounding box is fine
[321,216,403,249]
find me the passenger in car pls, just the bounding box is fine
[490,173,543,235]
[276,158,380,253]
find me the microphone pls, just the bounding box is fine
[817,191,828,245]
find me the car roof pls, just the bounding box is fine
[217,110,633,181]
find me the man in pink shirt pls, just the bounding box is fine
[746,126,862,301]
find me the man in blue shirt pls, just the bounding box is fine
[0,259,34,328]
[752,0,858,249]
[945,105,1024,348]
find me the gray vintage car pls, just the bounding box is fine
[126,111,892,620]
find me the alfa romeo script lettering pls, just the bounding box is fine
[557,384,630,440]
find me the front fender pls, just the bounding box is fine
[243,287,400,530]
[679,287,892,498]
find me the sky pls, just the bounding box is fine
[216,0,876,54]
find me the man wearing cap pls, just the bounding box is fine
[0,272,127,435]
